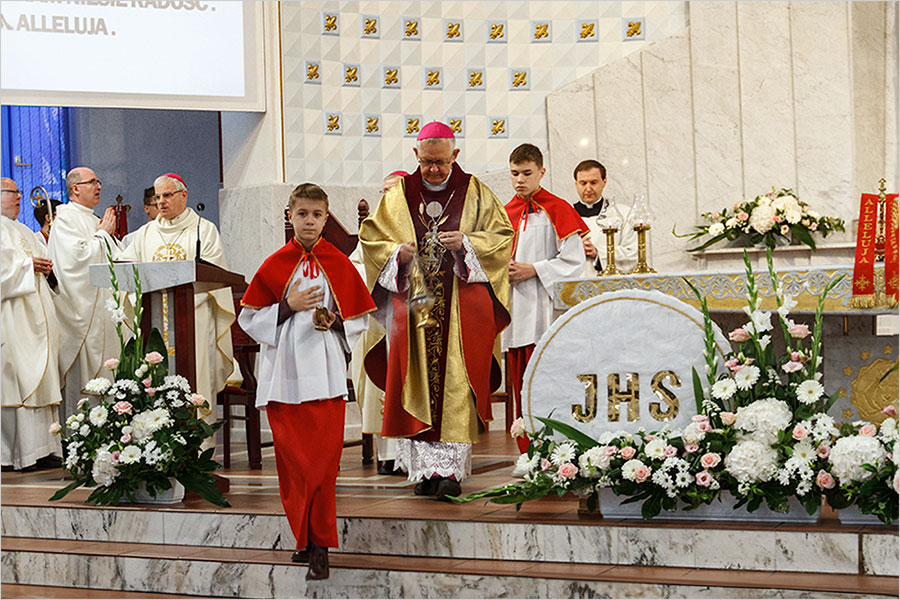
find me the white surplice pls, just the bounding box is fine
[501,209,584,350]
[238,266,367,408]
[2,216,63,468]
[47,202,122,422]
[118,208,236,430]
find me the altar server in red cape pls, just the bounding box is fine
[359,122,514,501]
[502,144,586,453]
[239,183,375,580]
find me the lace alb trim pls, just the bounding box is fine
[455,235,488,283]
[395,439,472,482]
[378,245,409,293]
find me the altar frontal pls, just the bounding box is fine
[523,289,730,437]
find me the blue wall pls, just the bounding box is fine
[68,108,222,227]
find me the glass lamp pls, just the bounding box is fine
[626,193,656,274]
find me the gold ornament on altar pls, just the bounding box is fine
[597,197,624,277]
[627,193,656,274]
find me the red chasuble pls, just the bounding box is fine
[241,237,375,319]
[505,187,588,254]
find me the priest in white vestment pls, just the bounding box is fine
[573,160,637,275]
[48,168,121,424]
[118,173,235,441]
[1,178,63,470]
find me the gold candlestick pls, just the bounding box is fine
[629,224,656,274]
[598,227,624,276]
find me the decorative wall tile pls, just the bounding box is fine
[422,67,443,90]
[508,68,530,90]
[360,15,379,38]
[382,65,401,88]
[324,112,343,135]
[488,116,509,138]
[403,114,423,137]
[342,63,361,87]
[443,19,463,42]
[531,20,552,43]
[402,16,421,40]
[321,11,339,35]
[486,20,507,43]
[363,114,382,136]
[623,17,645,40]
[304,61,321,84]
[577,19,598,42]
[466,69,486,90]
[446,116,465,138]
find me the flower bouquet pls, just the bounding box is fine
[678,187,845,252]
[456,249,898,524]
[50,250,229,507]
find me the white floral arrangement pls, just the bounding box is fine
[679,187,845,251]
[51,250,228,507]
[457,250,898,524]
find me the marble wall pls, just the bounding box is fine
[546,1,899,274]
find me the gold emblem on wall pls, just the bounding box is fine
[384,69,398,86]
[534,23,549,40]
[491,119,506,135]
[324,14,337,32]
[850,358,898,425]
[406,118,420,135]
[327,114,341,132]
[511,71,527,88]
[425,70,441,87]
[366,117,379,133]
[626,21,642,38]
[449,119,462,134]
[345,66,358,84]
[580,23,595,39]
[490,23,504,40]
[405,20,418,37]
[364,18,377,35]
[446,22,461,39]
[468,71,483,87]
[306,64,319,80]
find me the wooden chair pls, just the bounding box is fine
[284,200,375,465]
[219,284,272,470]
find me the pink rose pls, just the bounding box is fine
[111,451,121,464]
[684,443,700,454]
[782,361,803,373]
[663,445,678,458]
[145,351,165,365]
[695,421,712,433]
[603,446,618,457]
[700,452,721,469]
[147,388,156,397]
[695,471,713,487]
[541,458,553,472]
[729,328,750,342]
[49,422,61,435]
[558,463,578,479]
[810,222,818,231]
[104,358,120,370]
[142,378,152,388]
[780,224,790,235]
[633,465,650,483]
[620,446,636,460]
[816,470,835,490]
[509,417,526,439]
[190,394,206,407]
[882,405,897,417]
[792,424,808,440]
[860,423,877,437]
[120,433,132,443]
[720,412,736,426]
[77,397,89,410]
[737,211,749,221]
[816,444,830,459]
[113,401,133,415]
[788,323,811,339]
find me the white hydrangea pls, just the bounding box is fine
[130,408,173,442]
[749,204,776,234]
[879,417,898,443]
[91,449,119,487]
[828,435,887,484]
[88,405,108,427]
[550,442,577,466]
[578,446,610,478]
[84,377,112,395]
[734,398,792,444]
[725,440,779,484]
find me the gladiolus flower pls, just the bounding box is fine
[729,328,751,342]
[789,323,811,339]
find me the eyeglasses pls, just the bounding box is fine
[74,179,102,187]
[146,203,158,207]
[418,159,452,169]
[1,189,22,196]
[151,190,185,202]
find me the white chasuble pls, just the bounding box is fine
[118,208,236,425]
[48,202,122,419]
[238,266,367,408]
[2,216,63,468]
[502,210,584,350]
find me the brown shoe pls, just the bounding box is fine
[435,478,461,501]
[306,544,329,580]
[291,548,308,563]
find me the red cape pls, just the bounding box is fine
[505,187,587,253]
[242,237,375,320]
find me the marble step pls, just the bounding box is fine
[2,537,898,599]
[2,502,896,577]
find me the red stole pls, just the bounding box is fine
[505,187,587,254]
[241,237,375,319]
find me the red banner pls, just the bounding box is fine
[852,194,879,307]
[885,194,898,304]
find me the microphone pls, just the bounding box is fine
[195,202,214,266]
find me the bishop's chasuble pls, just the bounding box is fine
[1,216,63,469]
[118,208,236,431]
[48,202,122,421]
[359,167,514,445]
